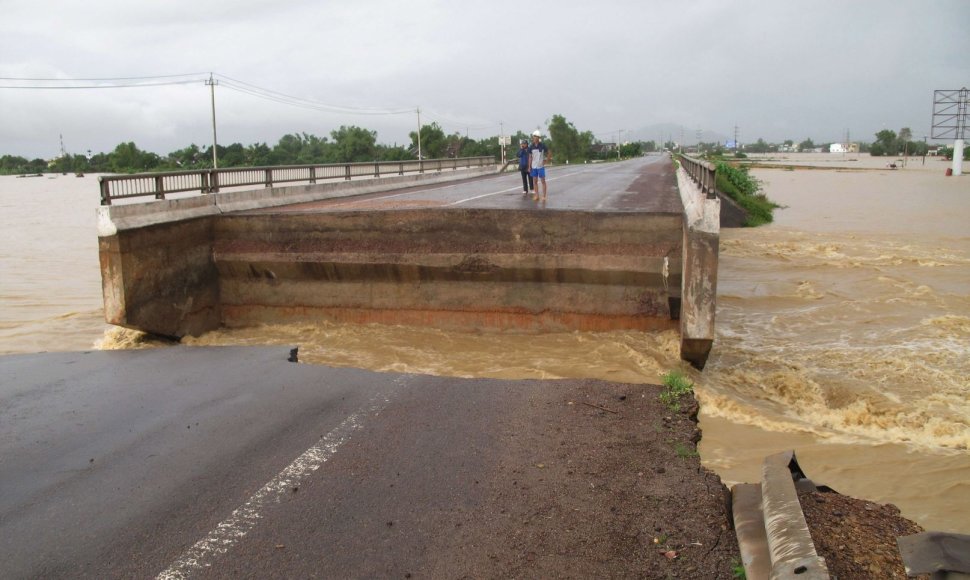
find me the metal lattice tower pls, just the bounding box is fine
[931,88,969,175]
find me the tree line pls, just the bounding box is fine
[0,113,651,176]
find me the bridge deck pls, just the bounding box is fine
[242,156,682,214]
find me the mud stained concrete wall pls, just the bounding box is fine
[99,217,220,338]
[212,208,683,333]
[680,227,719,368]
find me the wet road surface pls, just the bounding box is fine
[256,155,681,214]
[0,346,561,578]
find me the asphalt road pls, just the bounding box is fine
[0,346,563,578]
[260,155,681,214]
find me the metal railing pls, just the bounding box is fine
[677,154,717,199]
[98,156,496,205]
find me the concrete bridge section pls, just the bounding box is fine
[97,155,720,367]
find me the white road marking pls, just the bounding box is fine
[156,391,394,579]
[448,170,588,206]
[332,181,468,206]
[448,185,522,205]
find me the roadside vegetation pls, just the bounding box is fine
[712,159,780,227]
[660,370,694,411]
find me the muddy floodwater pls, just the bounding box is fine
[1,155,967,533]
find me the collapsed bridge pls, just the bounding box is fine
[97,155,721,368]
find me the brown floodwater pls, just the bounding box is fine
[1,157,967,533]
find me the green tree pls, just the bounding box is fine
[87,153,109,172]
[875,130,899,156]
[68,153,89,173]
[459,136,499,158]
[167,144,202,168]
[48,155,71,174]
[272,133,324,165]
[939,144,970,160]
[0,155,33,174]
[547,114,582,162]
[246,143,273,166]
[221,143,247,167]
[377,144,411,161]
[619,141,642,158]
[330,125,377,162]
[410,122,447,159]
[797,138,815,152]
[908,140,928,156]
[109,142,158,172]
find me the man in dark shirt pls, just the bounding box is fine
[517,140,534,194]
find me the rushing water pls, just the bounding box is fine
[1,157,967,533]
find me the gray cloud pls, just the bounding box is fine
[1,0,967,158]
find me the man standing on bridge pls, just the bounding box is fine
[517,140,534,195]
[528,130,550,201]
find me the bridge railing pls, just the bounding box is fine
[98,156,496,205]
[677,154,717,199]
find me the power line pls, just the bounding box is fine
[0,72,416,116]
[0,79,205,89]
[422,115,497,136]
[215,73,414,116]
[0,72,516,142]
[0,72,208,81]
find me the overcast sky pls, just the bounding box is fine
[1,0,968,159]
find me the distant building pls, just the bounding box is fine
[829,142,859,153]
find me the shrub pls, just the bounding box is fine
[660,370,694,411]
[715,161,780,227]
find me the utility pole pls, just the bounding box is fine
[617,129,622,160]
[500,121,505,165]
[206,73,219,169]
[416,107,422,160]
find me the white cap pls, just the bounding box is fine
[532,130,541,137]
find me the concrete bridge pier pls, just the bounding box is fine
[676,163,721,369]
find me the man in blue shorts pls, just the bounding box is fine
[528,130,550,201]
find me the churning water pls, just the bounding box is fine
[1,156,967,533]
